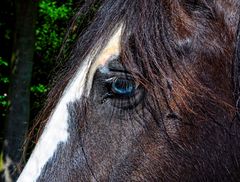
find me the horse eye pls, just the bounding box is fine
[111,78,135,96]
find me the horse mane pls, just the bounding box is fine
[28,0,240,146]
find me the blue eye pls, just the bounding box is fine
[111,78,135,96]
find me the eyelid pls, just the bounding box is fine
[104,76,140,89]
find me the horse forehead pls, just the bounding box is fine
[95,27,122,66]
[86,26,122,94]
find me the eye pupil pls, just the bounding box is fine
[112,78,135,96]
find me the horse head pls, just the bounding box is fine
[18,0,240,181]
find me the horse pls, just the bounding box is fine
[18,0,240,181]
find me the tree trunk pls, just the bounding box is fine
[3,0,37,181]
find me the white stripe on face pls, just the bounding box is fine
[85,26,122,95]
[17,26,122,182]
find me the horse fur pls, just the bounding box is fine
[18,0,240,181]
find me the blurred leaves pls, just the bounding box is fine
[0,57,10,116]
[0,57,8,66]
[35,0,73,57]
[31,84,48,94]
[39,0,72,21]
[0,77,9,83]
[0,95,9,108]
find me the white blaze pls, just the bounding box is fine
[17,26,122,182]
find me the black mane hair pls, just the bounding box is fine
[34,0,240,134]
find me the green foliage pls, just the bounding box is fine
[0,77,9,83]
[35,0,73,56]
[0,58,8,66]
[0,57,10,113]
[0,95,9,108]
[31,84,48,94]
[39,0,72,21]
